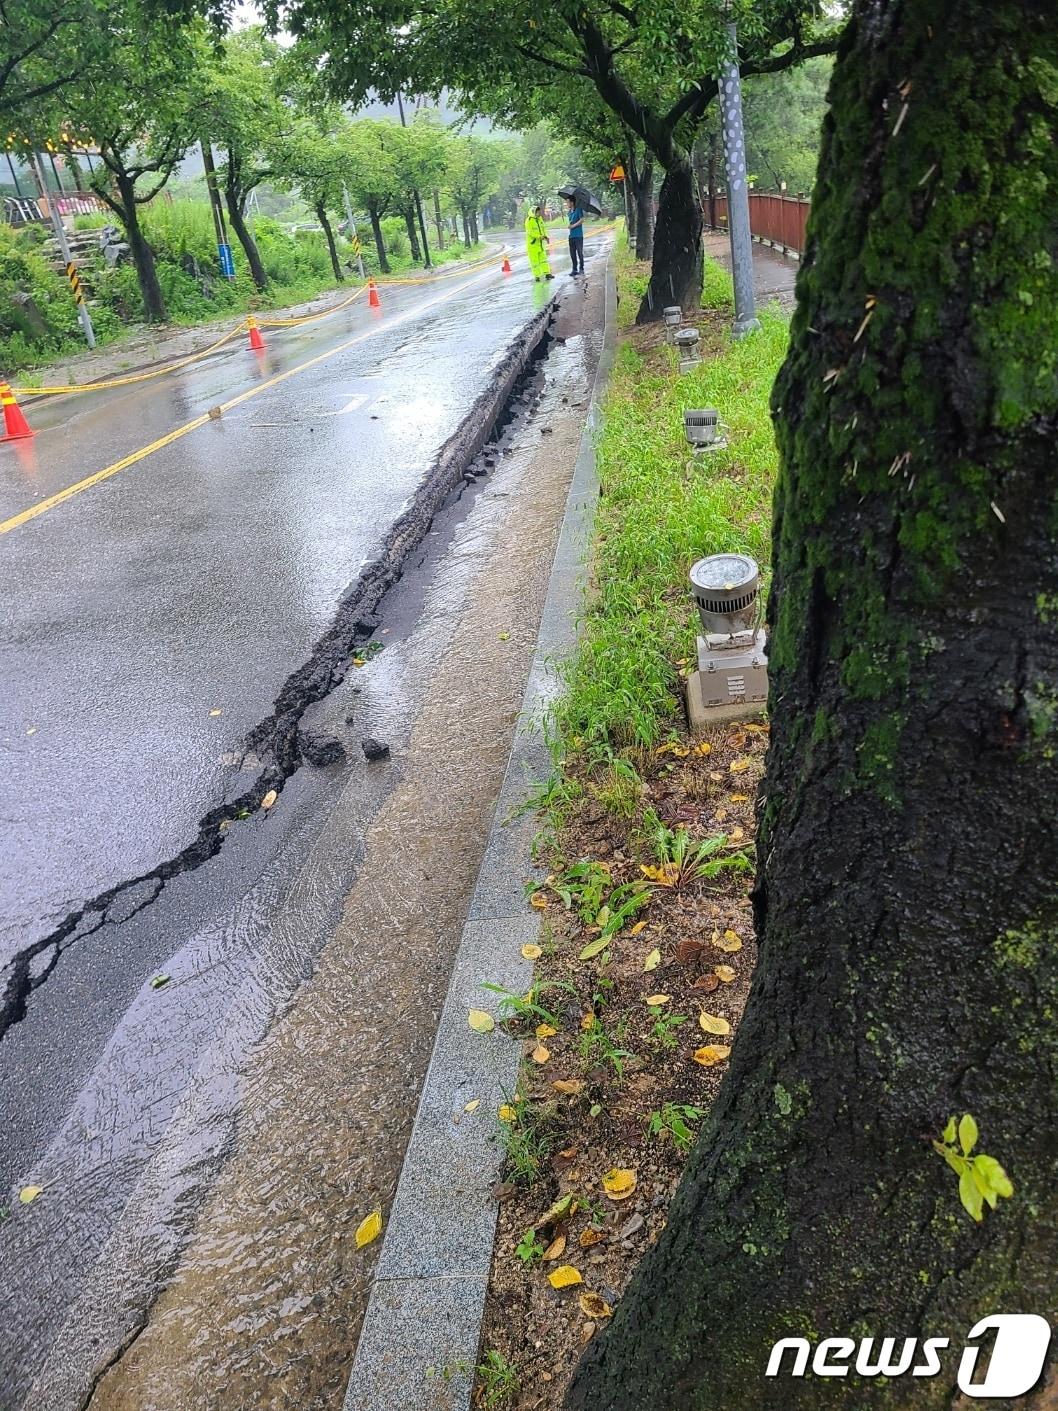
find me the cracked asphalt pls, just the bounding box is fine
[0,235,610,1409]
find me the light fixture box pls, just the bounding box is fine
[686,629,768,731]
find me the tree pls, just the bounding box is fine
[567,2,1058,1407]
[270,112,348,281]
[204,26,292,290]
[445,133,504,246]
[340,120,401,272]
[276,0,841,318]
[66,22,203,322]
[0,0,106,126]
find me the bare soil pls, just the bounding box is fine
[476,717,766,1410]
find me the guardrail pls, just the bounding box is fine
[4,192,109,226]
[708,192,810,257]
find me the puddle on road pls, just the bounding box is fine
[84,294,603,1411]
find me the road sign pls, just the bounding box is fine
[65,260,85,306]
[218,241,235,279]
[610,164,625,181]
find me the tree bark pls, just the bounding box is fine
[414,190,431,267]
[633,154,655,266]
[432,188,445,249]
[315,202,343,282]
[634,159,696,321]
[368,205,390,273]
[403,205,421,260]
[568,2,1058,1406]
[461,210,471,247]
[115,174,166,324]
[224,184,267,292]
[470,210,480,243]
[623,146,636,247]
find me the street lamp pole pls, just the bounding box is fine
[342,183,366,280]
[719,22,760,337]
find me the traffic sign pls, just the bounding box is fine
[218,241,235,279]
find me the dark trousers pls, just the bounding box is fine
[568,235,584,273]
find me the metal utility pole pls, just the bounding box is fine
[342,183,366,279]
[719,23,760,337]
[201,140,235,280]
[30,152,95,348]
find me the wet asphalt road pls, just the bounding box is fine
[1,262,553,965]
[0,234,610,1409]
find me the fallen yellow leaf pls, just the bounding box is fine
[715,930,743,953]
[536,1023,557,1039]
[729,793,749,803]
[355,1208,383,1248]
[643,949,662,972]
[544,1234,567,1260]
[693,1044,732,1066]
[209,708,223,717]
[714,965,736,983]
[699,1011,731,1036]
[464,1099,480,1113]
[602,1168,637,1200]
[693,741,712,755]
[261,789,278,809]
[468,1009,495,1033]
[644,994,670,1006]
[531,1044,551,1064]
[521,943,543,959]
[530,892,549,910]
[553,1079,584,1095]
[579,1227,605,1248]
[548,1265,583,1289]
[629,920,647,936]
[580,1012,596,1030]
[498,1104,518,1122]
[730,758,751,774]
[579,1292,613,1319]
[18,1185,43,1205]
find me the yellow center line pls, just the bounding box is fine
[0,264,505,537]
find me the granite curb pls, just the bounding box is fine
[342,256,619,1411]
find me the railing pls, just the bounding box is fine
[3,191,109,226]
[708,192,811,257]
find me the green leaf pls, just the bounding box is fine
[959,1167,984,1222]
[943,1117,957,1145]
[974,1155,1014,1200]
[959,1113,979,1156]
[578,935,611,961]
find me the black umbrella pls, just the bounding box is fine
[558,184,603,216]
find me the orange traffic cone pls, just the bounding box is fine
[247,316,265,351]
[1,382,33,441]
[368,279,381,309]
[501,256,512,274]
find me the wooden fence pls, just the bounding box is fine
[709,192,811,257]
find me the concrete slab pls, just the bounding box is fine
[342,1275,486,1411]
[342,255,618,1411]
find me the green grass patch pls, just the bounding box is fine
[554,264,790,758]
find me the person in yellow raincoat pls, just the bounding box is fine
[524,204,554,281]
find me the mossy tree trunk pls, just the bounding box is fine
[315,202,343,282]
[368,205,390,273]
[567,3,1058,1408]
[634,161,699,321]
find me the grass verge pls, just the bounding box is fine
[473,235,791,1410]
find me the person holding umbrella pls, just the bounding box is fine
[523,203,554,282]
[565,193,585,276]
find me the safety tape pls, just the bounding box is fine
[7,233,611,400]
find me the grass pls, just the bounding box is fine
[554,235,790,759]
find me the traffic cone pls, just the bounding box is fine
[247,316,265,351]
[1,383,33,441]
[368,279,381,309]
[501,256,512,274]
